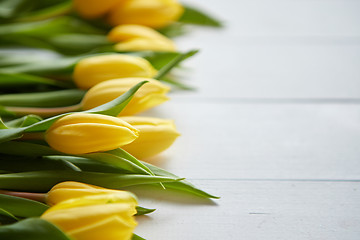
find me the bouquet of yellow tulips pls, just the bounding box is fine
[0,0,221,239]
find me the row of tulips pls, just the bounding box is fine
[0,0,221,239]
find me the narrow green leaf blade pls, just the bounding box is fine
[0,194,48,218]
[0,218,71,240]
[135,206,155,216]
[0,89,85,108]
[0,141,61,157]
[0,208,19,221]
[179,5,223,27]
[107,149,154,175]
[155,50,198,79]
[132,233,146,240]
[86,81,148,116]
[0,154,82,172]
[0,72,70,88]
[0,128,25,144]
[0,118,8,129]
[81,152,150,175]
[5,115,42,128]
[0,171,182,192]
[42,155,218,198]
[143,162,220,199]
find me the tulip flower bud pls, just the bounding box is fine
[81,78,170,116]
[108,24,176,52]
[108,0,184,29]
[41,192,137,240]
[45,113,139,154]
[73,0,120,19]
[46,181,136,206]
[73,54,157,89]
[114,38,176,52]
[119,116,180,159]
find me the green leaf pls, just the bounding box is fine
[143,162,219,199]
[44,155,131,174]
[0,208,19,221]
[135,206,155,216]
[0,0,31,19]
[178,5,223,27]
[5,115,42,128]
[47,34,112,55]
[0,170,182,192]
[0,194,48,218]
[107,149,154,175]
[0,48,59,67]
[0,154,82,172]
[0,127,25,144]
[0,118,8,129]
[158,22,187,38]
[0,55,80,76]
[0,141,61,157]
[0,72,71,88]
[143,51,187,70]
[86,81,148,116]
[0,16,103,37]
[41,155,218,199]
[0,218,72,240]
[155,50,198,79]
[0,106,15,117]
[0,141,152,176]
[81,151,151,175]
[16,1,72,22]
[132,233,146,240]
[0,89,85,107]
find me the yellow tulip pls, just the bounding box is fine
[73,54,157,89]
[81,78,170,116]
[120,116,180,159]
[45,113,139,154]
[41,192,137,240]
[114,38,176,52]
[108,0,184,29]
[73,0,121,19]
[108,24,170,42]
[108,24,176,52]
[46,181,134,206]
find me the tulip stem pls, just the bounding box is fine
[20,132,45,140]
[5,104,82,118]
[0,190,46,202]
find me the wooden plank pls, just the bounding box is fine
[130,180,360,240]
[181,0,360,37]
[142,102,360,180]
[172,45,360,99]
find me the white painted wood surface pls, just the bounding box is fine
[134,0,360,239]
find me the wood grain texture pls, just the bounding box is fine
[135,0,360,239]
[131,180,360,240]
[142,102,360,180]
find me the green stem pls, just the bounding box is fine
[0,190,46,202]
[0,89,85,107]
[20,132,45,140]
[6,104,81,118]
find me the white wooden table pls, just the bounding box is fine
[127,0,360,239]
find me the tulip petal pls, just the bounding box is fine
[69,215,136,240]
[47,182,137,206]
[45,113,139,154]
[73,54,157,89]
